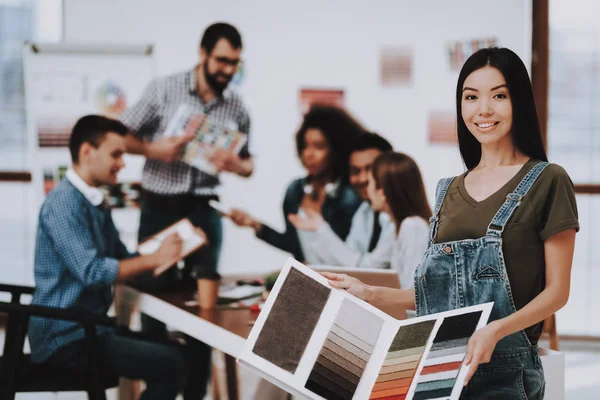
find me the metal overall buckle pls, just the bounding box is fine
[506,192,523,206]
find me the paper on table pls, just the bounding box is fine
[137,218,206,276]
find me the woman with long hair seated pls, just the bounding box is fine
[290,151,431,292]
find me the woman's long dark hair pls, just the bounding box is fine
[372,152,432,232]
[456,47,548,169]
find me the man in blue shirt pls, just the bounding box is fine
[29,115,191,400]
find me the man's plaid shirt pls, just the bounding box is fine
[120,67,252,196]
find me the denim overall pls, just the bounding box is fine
[415,161,548,399]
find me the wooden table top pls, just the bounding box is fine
[126,279,261,340]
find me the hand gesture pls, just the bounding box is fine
[147,135,192,162]
[154,232,183,267]
[462,321,502,386]
[320,272,371,302]
[288,208,325,231]
[208,148,242,173]
[228,209,261,232]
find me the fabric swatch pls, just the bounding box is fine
[322,344,367,370]
[386,346,426,360]
[417,370,459,383]
[379,360,420,374]
[370,320,436,399]
[420,361,463,375]
[431,311,482,343]
[414,378,456,392]
[252,267,330,373]
[429,337,469,351]
[426,345,468,359]
[412,386,453,400]
[372,377,413,391]
[370,385,410,399]
[389,320,437,351]
[306,298,384,400]
[423,353,466,366]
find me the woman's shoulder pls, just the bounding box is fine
[400,216,430,232]
[531,160,574,188]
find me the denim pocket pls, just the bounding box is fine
[466,366,528,399]
[522,362,545,400]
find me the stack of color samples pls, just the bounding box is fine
[370,320,437,400]
[305,299,384,400]
[412,311,482,399]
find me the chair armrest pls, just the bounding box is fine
[0,301,116,327]
[0,283,35,296]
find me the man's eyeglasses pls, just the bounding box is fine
[212,56,242,68]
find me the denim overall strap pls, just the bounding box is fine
[428,177,455,246]
[486,162,550,237]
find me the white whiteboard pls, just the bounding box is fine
[21,42,156,284]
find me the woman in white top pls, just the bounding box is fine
[291,151,432,290]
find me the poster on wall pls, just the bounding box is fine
[428,110,457,144]
[446,38,497,71]
[380,47,413,87]
[299,88,345,115]
[26,46,155,148]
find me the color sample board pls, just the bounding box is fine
[238,258,493,400]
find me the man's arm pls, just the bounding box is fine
[43,201,182,286]
[115,233,182,282]
[124,134,191,163]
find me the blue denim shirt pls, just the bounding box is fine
[256,177,361,262]
[29,179,131,362]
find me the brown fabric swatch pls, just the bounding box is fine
[372,377,414,391]
[312,361,357,392]
[376,369,415,383]
[318,352,363,379]
[385,345,426,360]
[379,360,420,374]
[322,344,367,370]
[252,267,330,373]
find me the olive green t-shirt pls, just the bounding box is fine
[435,159,579,344]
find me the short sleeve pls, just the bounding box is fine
[120,78,162,139]
[237,108,252,159]
[538,164,580,240]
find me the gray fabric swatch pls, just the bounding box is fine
[429,337,470,351]
[335,299,384,345]
[252,267,330,373]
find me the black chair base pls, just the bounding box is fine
[3,355,119,392]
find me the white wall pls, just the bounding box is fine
[64,0,532,274]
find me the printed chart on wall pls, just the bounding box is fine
[23,43,155,208]
[238,258,493,400]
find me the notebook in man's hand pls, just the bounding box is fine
[163,104,247,175]
[137,218,206,276]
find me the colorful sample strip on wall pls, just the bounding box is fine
[305,298,384,400]
[252,267,331,373]
[412,311,482,400]
[369,320,437,400]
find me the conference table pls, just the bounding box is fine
[115,279,258,400]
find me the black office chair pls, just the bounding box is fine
[0,283,119,400]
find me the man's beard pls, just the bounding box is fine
[203,62,231,95]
